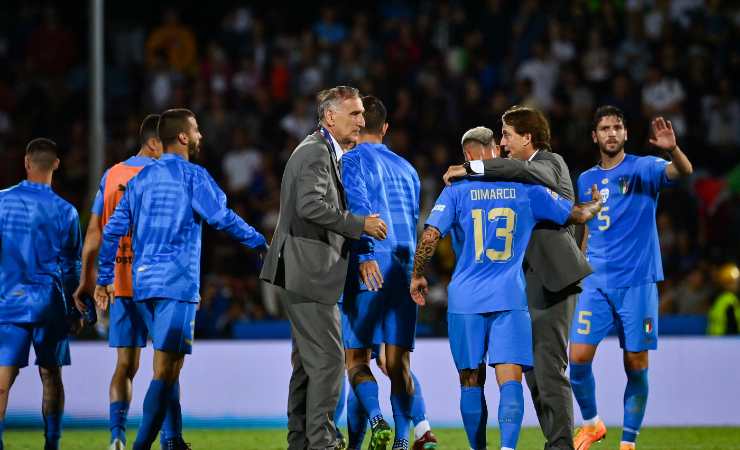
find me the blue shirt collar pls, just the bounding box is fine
[20,180,52,191]
[161,152,186,161]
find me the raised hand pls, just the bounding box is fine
[649,117,677,152]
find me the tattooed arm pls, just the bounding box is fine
[410,226,441,306]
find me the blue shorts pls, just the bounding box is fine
[109,296,148,348]
[135,299,196,354]
[448,310,533,371]
[341,285,417,350]
[571,283,659,352]
[0,322,70,368]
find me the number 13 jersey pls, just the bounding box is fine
[426,179,572,314]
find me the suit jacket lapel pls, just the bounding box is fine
[314,131,347,207]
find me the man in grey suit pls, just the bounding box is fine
[444,106,592,450]
[260,86,388,450]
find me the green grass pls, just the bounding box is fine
[4,427,740,449]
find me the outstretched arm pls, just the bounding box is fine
[443,157,561,189]
[409,226,441,306]
[567,184,603,225]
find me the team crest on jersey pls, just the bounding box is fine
[545,188,559,199]
[618,176,630,195]
[644,318,654,334]
[599,188,609,203]
[601,178,609,185]
[431,204,446,212]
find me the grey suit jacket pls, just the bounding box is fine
[482,151,592,293]
[260,132,365,304]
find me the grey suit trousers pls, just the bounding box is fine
[281,287,344,450]
[524,267,577,450]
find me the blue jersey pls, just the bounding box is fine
[0,181,81,323]
[97,153,266,303]
[426,179,572,314]
[578,154,673,289]
[342,142,420,284]
[91,155,153,215]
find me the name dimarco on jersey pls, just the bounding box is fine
[470,187,517,201]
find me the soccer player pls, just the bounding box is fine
[0,138,82,450]
[95,109,266,450]
[410,130,602,450]
[335,344,437,450]
[340,96,426,450]
[71,115,171,450]
[569,106,693,450]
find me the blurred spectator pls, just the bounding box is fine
[26,8,76,76]
[280,97,314,141]
[145,9,197,74]
[641,65,686,136]
[222,128,262,195]
[661,265,712,314]
[707,263,740,335]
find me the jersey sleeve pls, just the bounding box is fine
[639,156,674,193]
[341,152,375,261]
[60,205,82,311]
[191,168,266,249]
[425,186,457,237]
[90,169,108,215]
[529,185,573,225]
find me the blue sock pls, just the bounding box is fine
[161,381,182,444]
[460,386,487,449]
[410,372,427,425]
[353,380,382,421]
[622,368,649,443]
[570,362,598,421]
[334,377,347,426]
[133,380,169,450]
[347,383,368,448]
[390,393,412,442]
[43,412,62,450]
[109,401,129,444]
[498,381,524,449]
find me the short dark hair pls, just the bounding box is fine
[25,138,58,171]
[502,106,551,151]
[361,96,387,134]
[592,105,625,131]
[157,108,195,147]
[316,86,360,123]
[139,114,161,146]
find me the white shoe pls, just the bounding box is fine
[109,438,125,450]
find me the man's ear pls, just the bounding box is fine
[52,158,60,171]
[177,131,188,146]
[24,155,31,171]
[592,130,597,144]
[381,122,389,136]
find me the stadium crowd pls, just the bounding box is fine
[0,1,738,338]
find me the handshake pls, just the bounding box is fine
[363,213,388,240]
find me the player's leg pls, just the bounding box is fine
[617,283,658,449]
[108,296,147,447]
[342,290,391,448]
[489,310,533,450]
[384,344,413,449]
[33,315,71,450]
[448,312,488,450]
[383,281,421,450]
[346,377,368,450]
[0,323,32,450]
[132,299,192,450]
[569,287,612,449]
[408,371,437,450]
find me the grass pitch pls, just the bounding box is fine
[5,427,740,449]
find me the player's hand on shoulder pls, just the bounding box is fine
[360,260,383,291]
[443,164,467,186]
[410,275,428,306]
